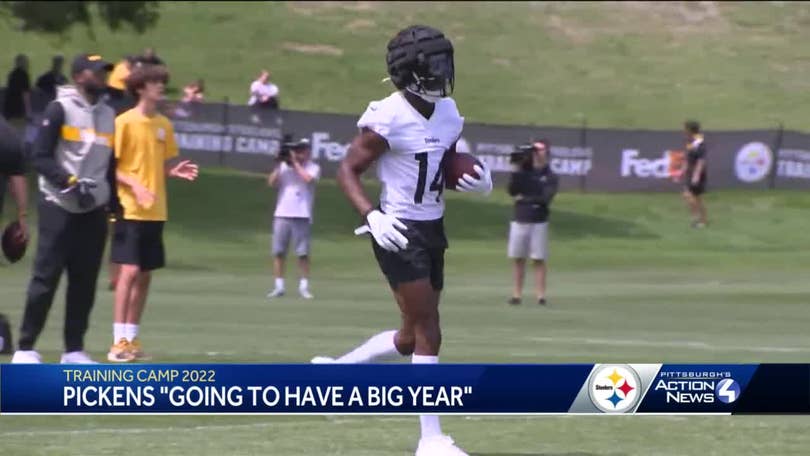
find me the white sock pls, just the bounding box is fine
[275,278,284,290]
[124,324,139,341]
[113,323,126,343]
[299,278,309,290]
[413,354,442,439]
[336,330,400,364]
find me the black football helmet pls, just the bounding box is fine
[386,25,454,101]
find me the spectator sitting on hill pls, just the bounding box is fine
[182,80,204,103]
[248,70,279,109]
[136,47,165,66]
[173,80,205,118]
[35,55,68,102]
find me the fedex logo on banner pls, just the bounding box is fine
[621,149,679,179]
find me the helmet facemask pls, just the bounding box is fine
[405,51,454,103]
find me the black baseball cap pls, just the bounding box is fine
[284,137,311,150]
[71,54,114,75]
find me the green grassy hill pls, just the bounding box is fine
[3,1,810,129]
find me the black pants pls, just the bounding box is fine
[18,199,108,352]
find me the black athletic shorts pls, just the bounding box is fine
[372,217,448,291]
[111,219,166,271]
[686,178,707,196]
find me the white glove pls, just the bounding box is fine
[456,164,493,196]
[354,210,409,252]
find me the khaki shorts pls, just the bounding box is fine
[272,217,311,257]
[508,222,548,260]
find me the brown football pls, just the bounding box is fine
[2,221,27,263]
[444,152,482,190]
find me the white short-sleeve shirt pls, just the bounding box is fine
[273,161,321,220]
[357,91,464,221]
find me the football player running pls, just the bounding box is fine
[311,25,492,456]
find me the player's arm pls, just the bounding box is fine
[30,102,73,189]
[339,127,408,252]
[692,158,705,185]
[164,123,198,181]
[8,175,28,241]
[337,127,388,218]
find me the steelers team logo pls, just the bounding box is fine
[588,364,642,413]
[735,142,773,183]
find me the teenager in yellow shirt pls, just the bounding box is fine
[109,64,198,362]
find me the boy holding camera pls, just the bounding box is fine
[267,137,320,300]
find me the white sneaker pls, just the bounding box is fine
[11,350,42,364]
[60,351,98,364]
[310,356,335,364]
[267,288,285,299]
[299,287,314,300]
[416,435,468,456]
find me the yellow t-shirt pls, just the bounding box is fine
[115,109,179,221]
[108,61,130,91]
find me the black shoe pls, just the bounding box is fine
[538,298,547,306]
[508,297,521,305]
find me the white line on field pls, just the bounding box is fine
[526,336,810,353]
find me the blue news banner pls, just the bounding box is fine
[0,364,808,415]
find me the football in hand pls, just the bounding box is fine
[444,152,482,190]
[2,221,27,263]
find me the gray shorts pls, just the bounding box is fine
[508,221,548,260]
[272,217,311,257]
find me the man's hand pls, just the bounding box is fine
[60,177,98,210]
[456,164,493,196]
[132,183,156,209]
[169,160,199,181]
[14,215,28,243]
[354,209,409,252]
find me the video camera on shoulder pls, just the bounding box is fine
[510,143,535,171]
[278,133,296,164]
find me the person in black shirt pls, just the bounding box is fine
[0,116,29,242]
[0,115,29,355]
[35,55,68,102]
[506,140,558,306]
[681,120,708,228]
[3,54,32,123]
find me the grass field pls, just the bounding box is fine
[1,169,810,455]
[3,1,810,130]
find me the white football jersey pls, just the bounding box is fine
[357,91,464,221]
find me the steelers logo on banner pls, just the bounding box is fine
[587,364,642,413]
[735,142,773,183]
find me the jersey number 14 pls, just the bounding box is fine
[414,152,444,204]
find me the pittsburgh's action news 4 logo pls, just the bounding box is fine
[735,142,773,183]
[653,371,740,405]
[587,365,642,413]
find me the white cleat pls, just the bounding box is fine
[11,350,42,364]
[299,288,314,300]
[267,288,285,299]
[310,356,336,364]
[60,351,98,364]
[416,435,469,456]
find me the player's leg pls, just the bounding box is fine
[682,190,699,223]
[269,217,290,297]
[125,221,165,360]
[294,219,313,299]
[110,220,140,361]
[61,208,107,364]
[15,201,71,363]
